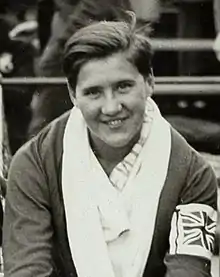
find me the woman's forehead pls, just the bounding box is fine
[76,53,140,89]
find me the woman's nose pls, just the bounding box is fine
[101,95,122,115]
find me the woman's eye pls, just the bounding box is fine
[84,88,102,98]
[117,82,134,93]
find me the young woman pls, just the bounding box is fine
[3,15,218,277]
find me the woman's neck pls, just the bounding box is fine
[89,131,141,166]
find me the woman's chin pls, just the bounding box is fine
[102,135,134,149]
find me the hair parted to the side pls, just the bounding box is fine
[63,11,153,92]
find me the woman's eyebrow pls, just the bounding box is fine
[115,79,136,84]
[83,85,103,93]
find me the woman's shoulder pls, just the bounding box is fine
[36,110,70,156]
[168,126,216,184]
[170,126,214,168]
[12,111,70,172]
[169,126,217,194]
[169,126,193,165]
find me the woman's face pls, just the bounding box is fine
[73,52,153,148]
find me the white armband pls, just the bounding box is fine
[169,203,217,260]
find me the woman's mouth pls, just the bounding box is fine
[103,118,128,129]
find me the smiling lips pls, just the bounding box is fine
[102,118,127,128]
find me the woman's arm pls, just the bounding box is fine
[165,150,218,277]
[3,142,55,277]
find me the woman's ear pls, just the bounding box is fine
[67,81,78,107]
[145,68,154,97]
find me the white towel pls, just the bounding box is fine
[62,98,171,277]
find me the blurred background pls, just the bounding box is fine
[0,0,219,275]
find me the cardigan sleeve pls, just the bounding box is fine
[3,141,56,277]
[164,149,218,277]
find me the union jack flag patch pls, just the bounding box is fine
[169,203,217,260]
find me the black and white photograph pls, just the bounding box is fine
[0,0,219,276]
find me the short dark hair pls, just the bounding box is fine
[63,13,153,91]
